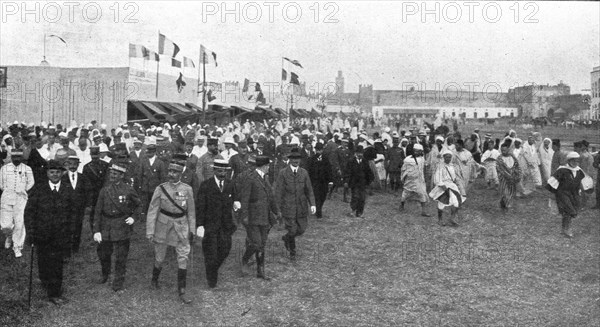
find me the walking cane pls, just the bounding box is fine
[28,243,34,310]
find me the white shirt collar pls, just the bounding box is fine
[49,180,61,191]
[256,169,265,178]
[214,176,224,187]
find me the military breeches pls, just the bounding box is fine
[284,215,307,238]
[202,229,232,287]
[97,239,130,287]
[154,241,190,269]
[388,172,402,190]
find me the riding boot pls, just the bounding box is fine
[151,266,161,289]
[177,269,192,304]
[256,252,271,281]
[562,215,573,238]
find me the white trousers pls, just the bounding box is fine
[1,199,27,253]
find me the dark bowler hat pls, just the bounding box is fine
[114,143,127,152]
[355,145,364,153]
[47,160,65,171]
[254,155,270,167]
[207,138,219,146]
[288,147,302,159]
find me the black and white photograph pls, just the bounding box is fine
[1,1,599,326]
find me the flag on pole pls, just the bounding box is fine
[281,69,287,81]
[242,78,250,92]
[48,34,67,45]
[283,57,303,68]
[290,72,300,85]
[129,43,145,58]
[200,45,218,67]
[171,58,182,68]
[158,33,180,57]
[255,82,262,92]
[183,56,195,68]
[143,48,160,61]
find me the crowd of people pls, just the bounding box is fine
[0,116,597,306]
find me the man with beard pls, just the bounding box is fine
[546,152,592,237]
[196,138,223,183]
[496,142,522,212]
[306,142,334,219]
[93,162,141,292]
[147,158,196,304]
[429,149,463,226]
[275,148,316,261]
[196,159,237,288]
[1,149,35,257]
[24,160,75,305]
[399,144,429,217]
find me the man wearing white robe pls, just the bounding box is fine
[399,144,430,217]
[429,149,464,227]
[538,138,554,184]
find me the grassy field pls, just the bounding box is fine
[1,125,599,327]
[1,177,599,327]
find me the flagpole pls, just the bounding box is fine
[43,33,46,61]
[202,52,206,124]
[196,44,201,119]
[155,58,160,98]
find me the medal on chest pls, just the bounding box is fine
[118,195,127,203]
[175,191,187,207]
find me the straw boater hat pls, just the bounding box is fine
[11,149,23,157]
[211,159,231,170]
[67,154,80,162]
[110,162,127,174]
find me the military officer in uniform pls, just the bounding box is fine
[82,146,109,231]
[93,162,142,292]
[146,158,196,304]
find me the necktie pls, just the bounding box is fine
[294,169,297,176]
[72,173,75,182]
[219,180,223,192]
[53,186,58,194]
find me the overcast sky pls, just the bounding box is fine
[1,1,598,94]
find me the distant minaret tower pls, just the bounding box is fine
[335,70,345,95]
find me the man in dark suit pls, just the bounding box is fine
[344,146,374,218]
[307,143,334,219]
[274,148,316,261]
[299,142,314,170]
[196,159,237,288]
[82,146,109,231]
[63,154,90,254]
[137,143,168,214]
[24,160,77,306]
[239,156,281,280]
